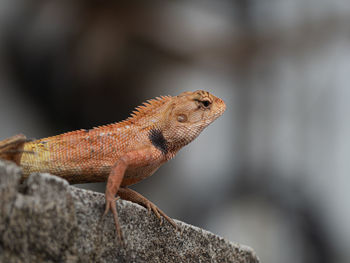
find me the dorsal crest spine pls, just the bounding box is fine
[127,95,171,122]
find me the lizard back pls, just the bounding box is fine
[20,96,173,183]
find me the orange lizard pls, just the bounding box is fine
[0,90,226,242]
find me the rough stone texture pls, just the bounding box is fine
[0,160,259,263]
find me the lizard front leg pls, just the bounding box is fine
[118,187,178,230]
[103,148,162,242]
[103,156,127,242]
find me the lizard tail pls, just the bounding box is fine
[0,134,28,165]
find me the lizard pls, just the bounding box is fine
[0,90,226,242]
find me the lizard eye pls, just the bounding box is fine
[199,100,211,109]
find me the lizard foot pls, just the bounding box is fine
[117,187,180,232]
[102,196,124,244]
[145,200,178,231]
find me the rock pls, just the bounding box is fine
[0,160,259,263]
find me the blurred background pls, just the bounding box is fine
[1,0,350,262]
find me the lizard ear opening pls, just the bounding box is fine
[177,114,188,123]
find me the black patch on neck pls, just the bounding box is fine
[149,128,168,154]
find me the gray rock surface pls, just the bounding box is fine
[0,160,259,263]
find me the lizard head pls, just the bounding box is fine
[161,90,226,150]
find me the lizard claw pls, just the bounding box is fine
[147,204,152,215]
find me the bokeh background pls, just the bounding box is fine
[1,1,350,262]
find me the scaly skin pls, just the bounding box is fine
[0,90,226,242]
